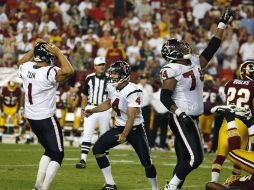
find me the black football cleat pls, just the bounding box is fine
[75,159,86,169]
[101,184,117,190]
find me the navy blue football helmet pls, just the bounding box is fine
[161,39,192,62]
[108,61,131,87]
[34,42,56,65]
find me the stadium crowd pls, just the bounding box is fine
[0,0,254,146]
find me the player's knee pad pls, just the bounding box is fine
[93,143,106,155]
[50,151,64,165]
[145,164,157,178]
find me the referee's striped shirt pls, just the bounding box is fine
[83,73,109,105]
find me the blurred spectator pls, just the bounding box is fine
[126,37,141,70]
[181,0,194,29]
[125,10,140,32]
[0,5,8,25]
[240,5,254,36]
[78,0,92,18]
[139,14,153,37]
[239,35,254,62]
[17,34,33,59]
[17,15,34,33]
[45,1,62,27]
[81,28,98,58]
[98,26,114,49]
[192,0,212,25]
[113,0,125,18]
[49,29,62,43]
[134,0,153,18]
[158,13,170,38]
[88,1,105,21]
[80,8,94,35]
[221,28,239,70]
[149,87,169,150]
[38,14,57,36]
[148,27,164,56]
[2,36,16,67]
[25,0,42,23]
[139,41,154,71]
[137,73,153,137]
[35,0,47,14]
[105,40,126,65]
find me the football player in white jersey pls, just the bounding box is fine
[84,61,158,190]
[159,8,234,190]
[17,40,74,190]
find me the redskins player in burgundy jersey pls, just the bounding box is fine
[199,74,220,152]
[0,81,23,134]
[209,60,254,190]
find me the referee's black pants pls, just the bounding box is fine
[169,113,203,187]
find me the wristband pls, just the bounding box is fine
[218,22,227,30]
[175,108,183,116]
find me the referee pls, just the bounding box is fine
[76,57,111,169]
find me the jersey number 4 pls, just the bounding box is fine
[183,69,204,91]
[112,97,141,116]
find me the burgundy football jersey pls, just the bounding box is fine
[1,86,21,107]
[231,174,254,190]
[203,86,219,115]
[224,79,254,113]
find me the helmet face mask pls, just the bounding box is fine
[108,61,131,87]
[34,42,56,65]
[240,60,254,81]
[161,39,192,63]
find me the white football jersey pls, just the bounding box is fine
[107,82,144,126]
[160,56,204,116]
[19,61,60,120]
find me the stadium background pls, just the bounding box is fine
[0,0,254,189]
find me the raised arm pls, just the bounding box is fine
[44,43,74,82]
[199,7,234,69]
[17,39,46,67]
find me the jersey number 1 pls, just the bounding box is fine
[28,83,33,104]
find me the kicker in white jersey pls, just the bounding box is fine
[160,55,204,116]
[107,82,144,126]
[19,61,60,120]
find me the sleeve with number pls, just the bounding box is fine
[47,66,60,85]
[160,63,182,81]
[127,87,143,107]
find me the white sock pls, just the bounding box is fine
[228,121,236,130]
[148,177,158,190]
[35,155,51,189]
[169,174,182,187]
[81,153,88,161]
[41,161,60,190]
[101,166,115,185]
[248,126,254,136]
[211,172,220,182]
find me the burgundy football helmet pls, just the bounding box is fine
[240,60,254,81]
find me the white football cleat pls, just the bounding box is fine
[163,183,178,190]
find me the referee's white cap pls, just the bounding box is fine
[94,57,106,65]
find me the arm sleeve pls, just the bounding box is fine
[47,66,60,85]
[127,92,143,108]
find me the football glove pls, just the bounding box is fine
[218,7,234,29]
[178,112,195,127]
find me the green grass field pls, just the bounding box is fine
[0,144,233,190]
